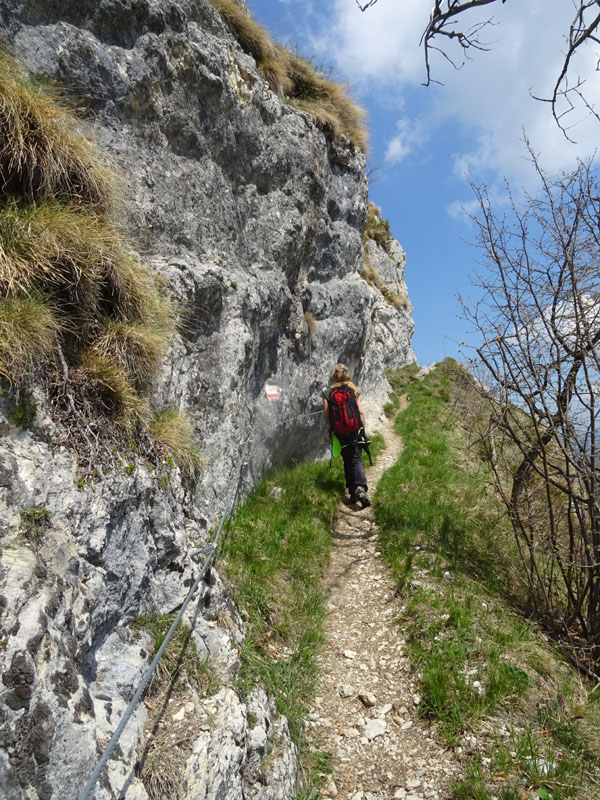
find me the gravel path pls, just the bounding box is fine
[306,413,460,800]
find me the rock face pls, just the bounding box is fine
[0,1,415,798]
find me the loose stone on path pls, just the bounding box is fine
[306,411,460,799]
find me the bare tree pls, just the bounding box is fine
[356,0,600,136]
[461,144,600,669]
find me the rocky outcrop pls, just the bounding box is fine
[0,1,415,798]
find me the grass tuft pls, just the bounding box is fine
[91,320,166,390]
[304,311,318,340]
[132,612,219,698]
[78,350,142,425]
[386,292,410,310]
[364,203,393,254]
[149,408,205,479]
[0,49,112,207]
[361,249,385,292]
[0,294,62,382]
[0,52,176,446]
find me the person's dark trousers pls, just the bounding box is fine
[339,432,368,497]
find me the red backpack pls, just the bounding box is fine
[328,385,360,435]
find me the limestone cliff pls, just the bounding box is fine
[0,1,415,798]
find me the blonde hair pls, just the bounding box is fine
[329,363,360,396]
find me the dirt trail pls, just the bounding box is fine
[306,413,460,800]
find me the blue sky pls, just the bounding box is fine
[245,0,600,366]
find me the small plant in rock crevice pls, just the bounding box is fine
[363,203,393,254]
[149,408,205,480]
[20,504,51,542]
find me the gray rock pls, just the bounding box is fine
[359,691,377,707]
[0,1,415,798]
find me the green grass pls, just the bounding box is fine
[220,454,345,785]
[373,359,600,799]
[20,504,51,541]
[383,362,421,418]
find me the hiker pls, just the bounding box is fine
[323,364,371,508]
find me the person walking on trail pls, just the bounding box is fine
[323,364,371,509]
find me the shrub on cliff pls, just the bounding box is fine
[363,203,393,253]
[208,0,368,151]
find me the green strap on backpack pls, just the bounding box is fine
[331,432,342,458]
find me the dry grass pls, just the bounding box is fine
[132,612,219,800]
[78,350,142,424]
[0,295,62,382]
[0,198,173,398]
[361,249,385,291]
[1,200,125,309]
[149,408,205,478]
[362,249,409,311]
[387,292,410,310]
[364,203,393,253]
[91,320,167,389]
[207,0,368,150]
[0,49,112,207]
[304,311,318,340]
[284,52,367,151]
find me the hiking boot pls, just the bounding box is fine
[348,493,358,504]
[355,486,371,508]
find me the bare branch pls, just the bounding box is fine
[359,0,600,133]
[460,152,600,665]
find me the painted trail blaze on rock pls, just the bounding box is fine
[265,384,282,400]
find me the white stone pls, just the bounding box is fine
[364,718,386,740]
[343,649,357,659]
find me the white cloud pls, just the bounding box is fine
[447,197,480,222]
[308,0,429,87]
[310,0,600,190]
[385,117,429,163]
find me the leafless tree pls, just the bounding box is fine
[461,143,600,668]
[355,0,600,137]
